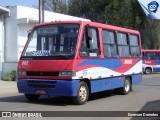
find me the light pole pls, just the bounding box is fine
[42,0,45,23]
[39,0,45,23]
[39,0,41,23]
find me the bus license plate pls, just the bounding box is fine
[35,89,46,94]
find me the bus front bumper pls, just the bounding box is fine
[17,79,80,97]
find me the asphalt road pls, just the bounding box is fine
[0,74,160,120]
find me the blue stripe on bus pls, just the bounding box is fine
[153,67,160,72]
[155,60,160,64]
[90,74,142,93]
[76,59,122,69]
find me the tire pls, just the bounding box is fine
[119,78,131,95]
[72,81,89,105]
[145,68,152,74]
[25,94,40,101]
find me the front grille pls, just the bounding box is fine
[27,80,56,88]
[26,71,59,76]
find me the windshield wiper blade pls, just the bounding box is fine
[49,54,74,58]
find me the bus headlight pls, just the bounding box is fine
[18,70,26,76]
[59,70,76,77]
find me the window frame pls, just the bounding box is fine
[79,26,100,58]
[116,32,130,58]
[102,29,118,58]
[129,34,141,58]
[145,52,157,60]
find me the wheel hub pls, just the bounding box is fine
[79,86,87,101]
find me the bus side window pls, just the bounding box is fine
[80,27,100,57]
[117,32,130,58]
[145,52,157,60]
[129,35,140,58]
[102,30,117,58]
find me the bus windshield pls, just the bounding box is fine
[22,24,80,59]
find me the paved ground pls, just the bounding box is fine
[0,80,18,95]
[0,74,160,120]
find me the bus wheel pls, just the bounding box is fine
[72,81,89,105]
[119,78,131,95]
[145,68,152,74]
[25,94,40,101]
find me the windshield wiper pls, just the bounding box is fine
[49,53,74,59]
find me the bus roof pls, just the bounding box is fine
[142,49,160,52]
[33,20,140,35]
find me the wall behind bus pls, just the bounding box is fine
[0,6,10,79]
[2,6,17,80]
[1,5,90,80]
[5,6,18,62]
[17,24,35,59]
[0,15,4,79]
[2,6,35,80]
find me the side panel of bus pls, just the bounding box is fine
[74,58,142,93]
[72,24,142,93]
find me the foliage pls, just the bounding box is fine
[5,70,16,81]
[47,0,160,49]
[44,0,68,14]
[142,20,160,49]
[68,0,110,22]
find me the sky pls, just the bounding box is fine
[0,0,38,8]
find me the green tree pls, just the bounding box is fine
[68,0,110,22]
[142,20,160,49]
[68,0,145,29]
[46,0,160,49]
[68,0,160,49]
[45,0,68,14]
[104,0,146,29]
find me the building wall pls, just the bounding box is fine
[17,23,35,59]
[0,15,4,79]
[2,6,38,79]
[1,5,90,80]
[5,6,18,62]
[16,6,39,20]
[2,7,17,79]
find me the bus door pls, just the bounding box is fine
[78,26,101,78]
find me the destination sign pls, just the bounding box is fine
[38,27,58,35]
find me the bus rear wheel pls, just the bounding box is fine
[119,78,131,95]
[25,94,40,101]
[145,68,152,74]
[72,81,89,105]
